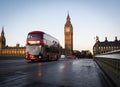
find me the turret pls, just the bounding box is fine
[0,26,6,48]
[96,36,99,43]
[105,37,108,42]
[114,36,118,42]
[1,26,4,37]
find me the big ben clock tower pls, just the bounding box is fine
[64,13,73,54]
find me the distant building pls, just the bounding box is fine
[0,27,25,56]
[81,50,92,58]
[64,13,73,55]
[93,36,120,55]
[73,50,81,58]
[72,50,92,58]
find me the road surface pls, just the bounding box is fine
[0,57,113,87]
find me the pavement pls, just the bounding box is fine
[0,57,114,87]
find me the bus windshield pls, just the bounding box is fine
[27,34,43,38]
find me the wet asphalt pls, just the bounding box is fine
[0,58,113,87]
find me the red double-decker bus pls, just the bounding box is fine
[26,31,60,61]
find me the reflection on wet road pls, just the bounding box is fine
[0,58,112,87]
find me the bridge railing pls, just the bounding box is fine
[94,50,120,87]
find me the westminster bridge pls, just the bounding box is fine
[0,50,119,87]
[94,49,120,87]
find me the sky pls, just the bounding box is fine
[0,0,120,52]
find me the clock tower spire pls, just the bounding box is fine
[64,13,73,54]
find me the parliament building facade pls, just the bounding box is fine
[93,36,120,55]
[0,27,26,56]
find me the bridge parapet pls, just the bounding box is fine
[102,49,120,54]
[94,50,120,87]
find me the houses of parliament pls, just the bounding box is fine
[0,14,73,56]
[93,36,120,55]
[1,13,120,57]
[0,27,26,56]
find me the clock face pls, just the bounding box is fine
[66,28,70,32]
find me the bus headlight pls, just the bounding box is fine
[28,41,40,44]
[36,41,40,44]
